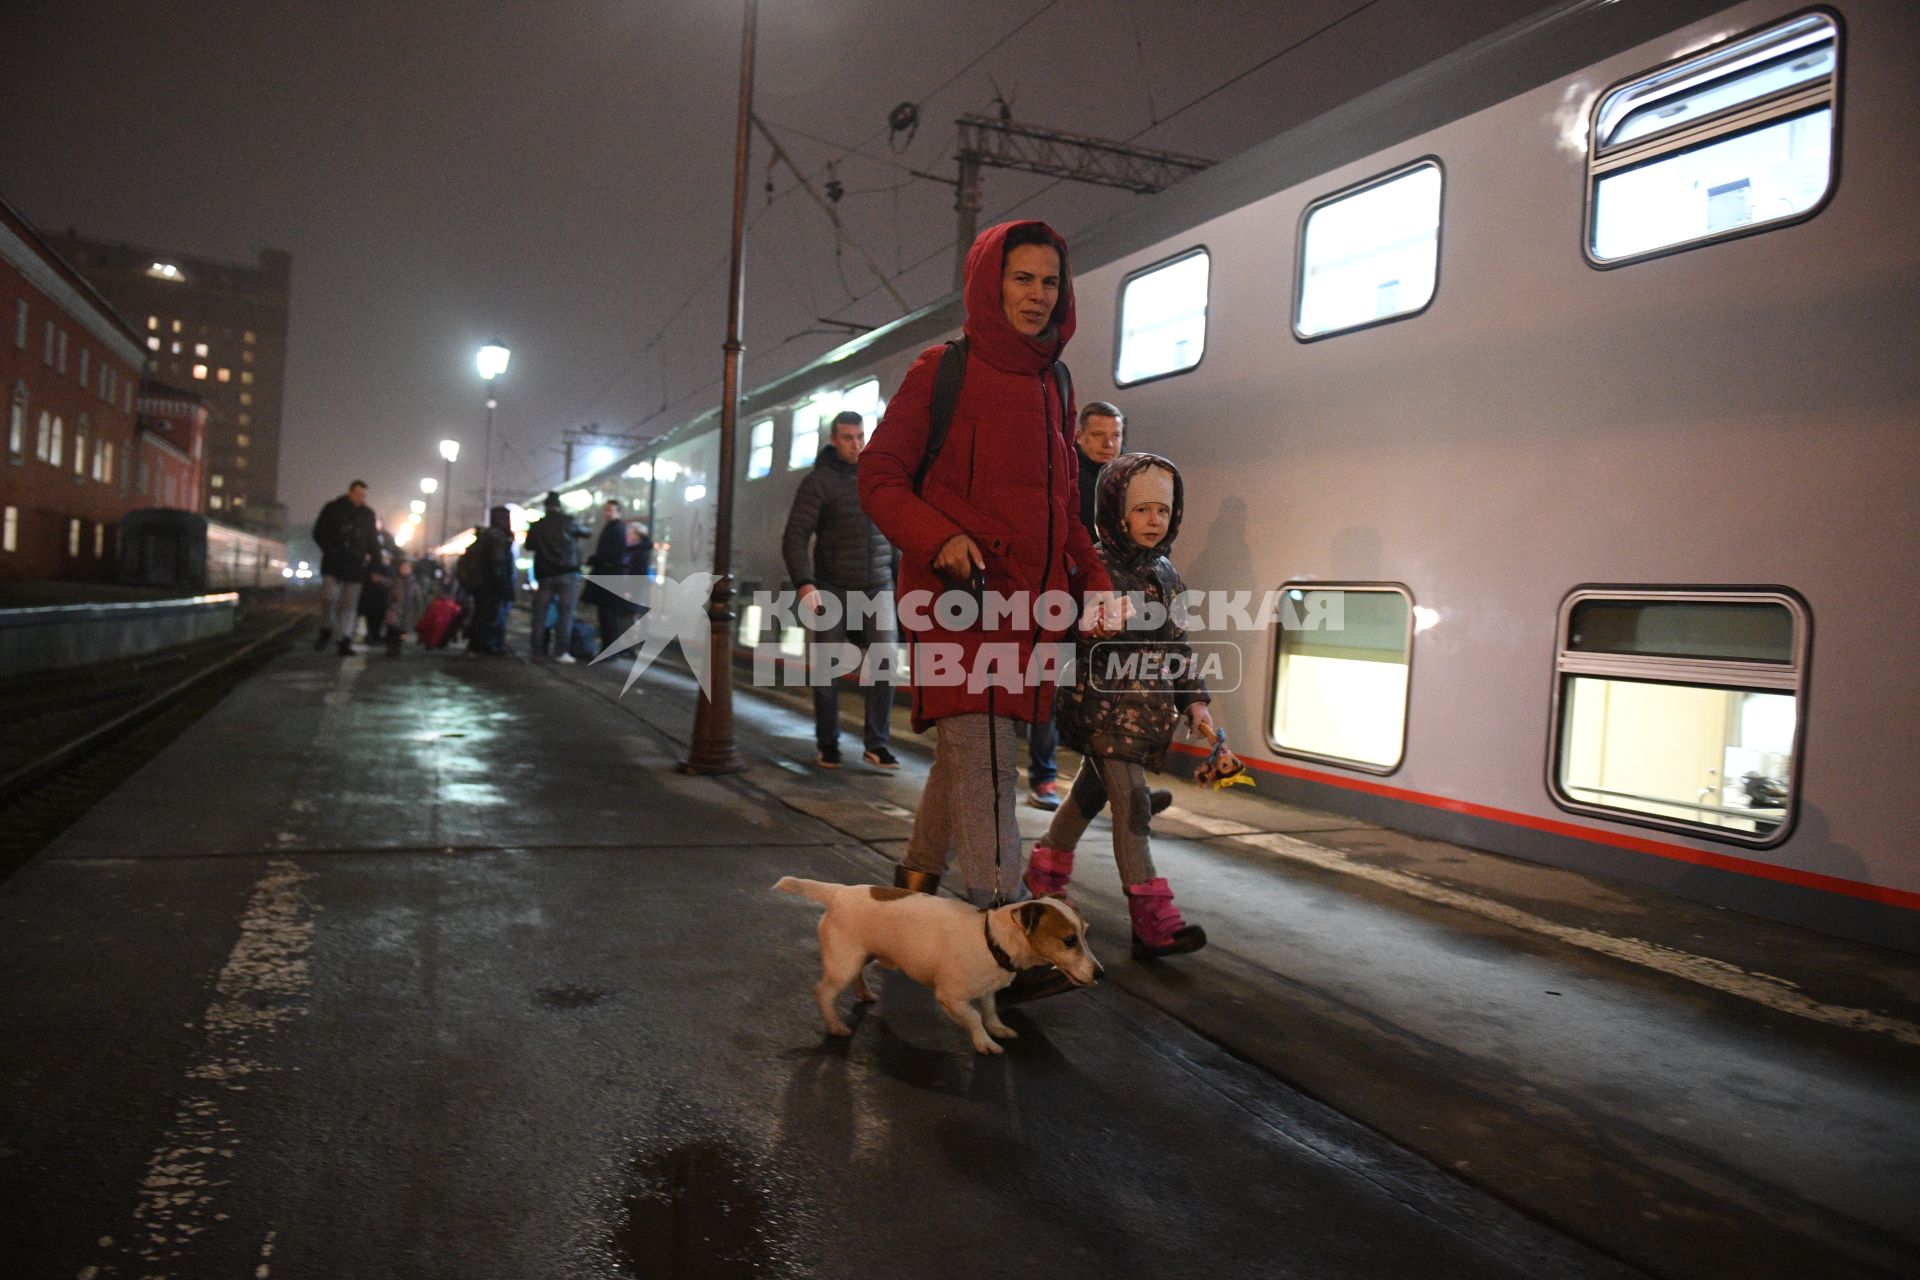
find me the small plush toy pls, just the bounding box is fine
[1194,727,1253,791]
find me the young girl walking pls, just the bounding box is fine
[1029,452,1213,958]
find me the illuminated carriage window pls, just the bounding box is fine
[1551,591,1806,845]
[1588,12,1836,265]
[1269,585,1412,773]
[1295,161,1441,340]
[789,379,882,471]
[747,419,774,480]
[1115,248,1209,386]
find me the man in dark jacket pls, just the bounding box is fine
[587,499,632,650]
[312,479,379,656]
[465,506,517,656]
[526,491,590,662]
[1028,400,1128,809]
[784,411,900,769]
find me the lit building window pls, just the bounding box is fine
[211,474,224,488]
[2,505,16,553]
[237,413,251,426]
[748,419,774,479]
[7,383,24,457]
[148,315,158,330]
[235,455,248,469]
[243,330,256,344]
[239,392,252,406]
[217,368,231,383]
[171,342,182,354]
[49,416,62,467]
[94,523,104,557]
[171,319,181,334]
[102,442,113,483]
[194,342,208,357]
[232,496,245,508]
[36,410,50,460]
[209,494,223,510]
[240,371,252,385]
[68,518,81,556]
[192,364,208,380]
[242,351,254,364]
[235,434,249,447]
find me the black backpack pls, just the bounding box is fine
[911,336,1072,494]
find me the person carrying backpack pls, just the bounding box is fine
[859,220,1120,910]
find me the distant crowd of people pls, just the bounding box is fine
[309,483,651,660]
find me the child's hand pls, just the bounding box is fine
[1079,591,1132,637]
[1186,703,1217,740]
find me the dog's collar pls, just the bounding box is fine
[982,912,1018,973]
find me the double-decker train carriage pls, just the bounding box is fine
[563,0,1920,952]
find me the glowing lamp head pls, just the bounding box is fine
[439,439,461,463]
[476,341,511,381]
[420,476,438,494]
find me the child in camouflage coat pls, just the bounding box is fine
[1030,452,1213,958]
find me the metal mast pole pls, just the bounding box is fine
[683,0,755,775]
[482,383,497,514]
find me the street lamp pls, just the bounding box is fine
[438,439,460,547]
[476,340,510,514]
[683,0,756,776]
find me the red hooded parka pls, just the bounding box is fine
[859,220,1113,729]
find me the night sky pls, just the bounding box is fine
[0,0,1544,539]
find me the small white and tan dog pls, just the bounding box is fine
[773,877,1102,1054]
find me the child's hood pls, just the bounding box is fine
[1094,451,1184,562]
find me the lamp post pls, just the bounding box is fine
[438,438,460,547]
[683,0,755,775]
[476,341,510,514]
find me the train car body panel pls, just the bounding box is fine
[573,0,1920,950]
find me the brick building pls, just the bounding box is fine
[134,382,207,514]
[2,195,146,582]
[45,230,290,531]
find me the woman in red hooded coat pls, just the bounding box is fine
[860,220,1116,907]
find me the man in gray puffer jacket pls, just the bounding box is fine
[782,411,900,769]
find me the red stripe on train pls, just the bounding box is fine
[1168,743,1920,913]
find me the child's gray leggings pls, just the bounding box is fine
[1041,755,1158,886]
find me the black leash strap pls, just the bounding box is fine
[982,910,1017,972]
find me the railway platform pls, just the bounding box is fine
[2,633,1917,1279]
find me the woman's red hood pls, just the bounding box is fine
[960,220,1076,375]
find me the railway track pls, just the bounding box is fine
[0,605,309,883]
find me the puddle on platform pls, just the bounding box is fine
[615,1140,806,1278]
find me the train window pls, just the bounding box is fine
[1115,248,1209,386]
[789,399,824,471]
[1268,584,1412,772]
[1550,588,1807,845]
[1295,161,1442,339]
[1587,12,1837,265]
[748,419,774,480]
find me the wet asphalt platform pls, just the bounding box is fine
[3,629,1918,1279]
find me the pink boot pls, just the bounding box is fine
[1126,878,1207,959]
[1023,843,1075,898]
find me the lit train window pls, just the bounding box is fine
[1268,584,1412,773]
[1550,589,1808,845]
[1115,248,1209,386]
[789,399,824,471]
[1294,161,1441,340]
[748,419,774,480]
[1587,12,1837,265]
